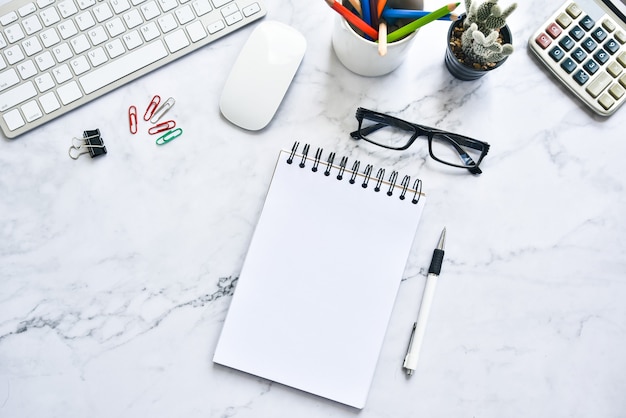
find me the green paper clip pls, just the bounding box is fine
[156,128,182,145]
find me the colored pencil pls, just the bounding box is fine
[325,0,379,40]
[386,2,459,43]
[369,0,379,28]
[346,0,362,15]
[378,21,388,56]
[361,0,371,28]
[377,0,388,18]
[382,8,458,21]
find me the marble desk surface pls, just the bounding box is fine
[1,0,625,416]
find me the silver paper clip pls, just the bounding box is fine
[69,129,107,160]
[156,128,182,145]
[150,97,175,124]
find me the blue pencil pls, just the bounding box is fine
[382,8,456,21]
[361,0,372,27]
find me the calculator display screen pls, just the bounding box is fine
[601,0,626,22]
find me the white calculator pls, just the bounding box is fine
[528,0,626,116]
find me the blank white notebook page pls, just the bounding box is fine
[213,147,426,409]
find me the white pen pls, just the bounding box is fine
[403,227,446,376]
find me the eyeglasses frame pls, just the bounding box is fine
[350,107,491,175]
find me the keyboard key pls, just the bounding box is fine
[77,0,96,10]
[79,40,168,94]
[57,21,78,39]
[40,8,61,26]
[105,18,125,37]
[17,59,37,78]
[175,5,195,25]
[39,91,60,113]
[75,11,96,30]
[34,51,55,70]
[105,38,125,58]
[57,80,82,104]
[88,26,108,45]
[34,72,54,92]
[52,63,72,83]
[186,20,207,42]
[22,15,43,35]
[0,11,18,26]
[21,100,42,122]
[40,28,60,46]
[88,46,108,65]
[4,45,25,64]
[122,30,142,49]
[140,1,161,20]
[3,108,25,131]
[0,68,20,92]
[4,24,25,43]
[22,37,43,56]
[207,19,224,34]
[52,43,73,62]
[57,0,78,18]
[70,55,90,75]
[158,0,178,12]
[111,0,131,14]
[123,9,143,28]
[243,3,261,17]
[164,29,189,52]
[93,4,113,22]
[0,81,37,111]
[158,14,178,33]
[192,0,212,16]
[17,2,36,17]
[70,33,90,53]
[225,11,242,26]
[140,21,160,41]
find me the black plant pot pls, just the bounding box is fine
[444,15,513,81]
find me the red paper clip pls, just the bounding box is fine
[148,120,176,135]
[128,105,138,134]
[144,95,161,121]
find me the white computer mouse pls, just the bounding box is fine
[219,21,307,131]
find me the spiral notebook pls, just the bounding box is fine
[213,143,426,409]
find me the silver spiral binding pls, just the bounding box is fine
[286,142,423,204]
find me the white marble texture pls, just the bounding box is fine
[1,0,625,416]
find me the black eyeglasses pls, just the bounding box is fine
[350,108,490,175]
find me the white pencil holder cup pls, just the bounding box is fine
[331,16,418,77]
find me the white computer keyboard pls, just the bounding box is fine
[0,0,266,138]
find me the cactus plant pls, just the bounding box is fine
[448,0,517,70]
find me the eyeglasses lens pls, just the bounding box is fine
[359,116,416,149]
[430,133,482,167]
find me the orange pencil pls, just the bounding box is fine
[325,0,379,39]
[377,0,388,18]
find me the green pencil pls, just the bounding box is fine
[387,2,460,43]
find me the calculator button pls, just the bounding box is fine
[591,28,607,42]
[607,62,623,78]
[573,69,590,85]
[572,47,587,62]
[546,22,562,38]
[586,71,611,97]
[616,30,626,45]
[561,57,577,73]
[549,46,565,61]
[598,93,615,109]
[582,37,597,52]
[566,3,582,18]
[594,49,610,64]
[583,59,599,74]
[605,39,619,54]
[580,15,595,31]
[609,83,625,99]
[559,35,575,51]
[569,25,584,41]
[535,33,552,49]
[617,51,626,66]
[621,73,626,88]
[602,19,615,33]
[556,13,572,28]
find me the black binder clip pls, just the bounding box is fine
[69,129,107,160]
